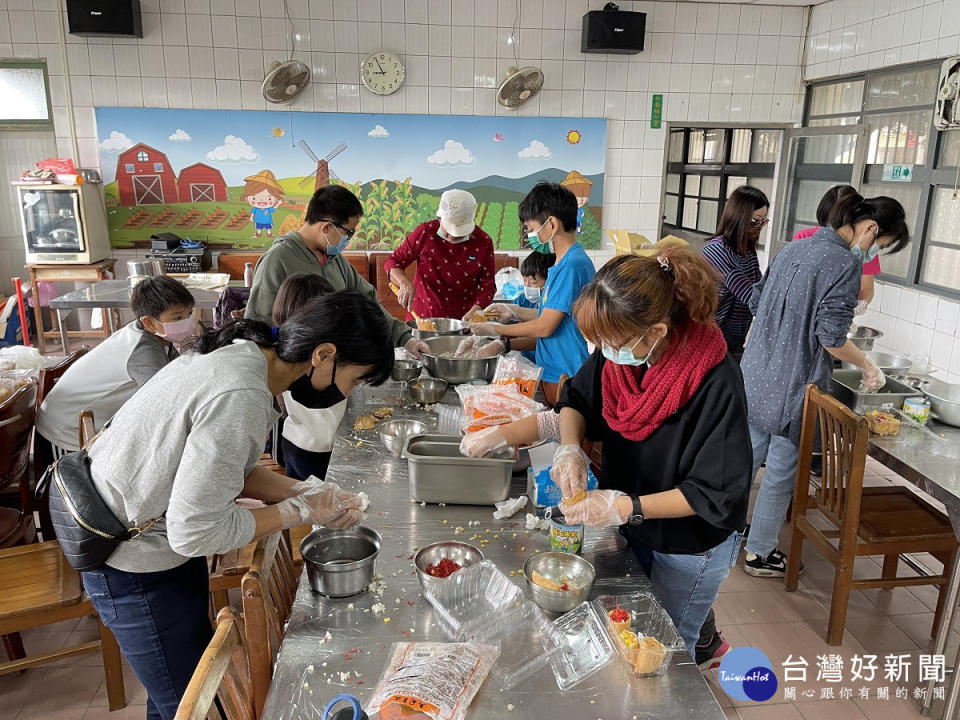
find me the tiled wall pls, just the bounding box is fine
[804,0,960,382]
[0,0,808,294]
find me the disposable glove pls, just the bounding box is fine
[560,489,629,528]
[465,322,502,337]
[854,300,868,316]
[460,426,509,457]
[404,337,430,360]
[295,481,364,528]
[481,303,519,322]
[550,444,588,501]
[861,357,886,392]
[475,339,506,358]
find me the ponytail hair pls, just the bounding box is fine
[574,246,719,348]
[194,291,394,385]
[815,184,858,227]
[826,191,910,255]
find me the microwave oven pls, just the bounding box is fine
[17,183,112,264]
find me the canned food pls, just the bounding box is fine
[903,396,931,425]
[549,516,584,555]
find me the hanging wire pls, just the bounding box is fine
[283,0,296,61]
[511,0,520,68]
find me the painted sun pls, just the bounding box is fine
[566,129,582,145]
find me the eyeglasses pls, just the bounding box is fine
[749,217,770,228]
[319,219,356,239]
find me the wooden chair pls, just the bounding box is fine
[241,531,298,718]
[0,381,39,548]
[174,607,254,720]
[785,385,958,645]
[35,345,91,412]
[0,541,126,710]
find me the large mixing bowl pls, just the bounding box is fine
[414,541,484,597]
[523,552,595,614]
[847,326,883,352]
[422,335,504,384]
[921,381,960,427]
[300,526,382,597]
[841,350,912,373]
[413,318,468,340]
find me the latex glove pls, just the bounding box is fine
[460,426,509,457]
[854,300,868,316]
[460,304,483,324]
[475,339,506,358]
[482,303,519,322]
[561,489,629,528]
[550,444,588,501]
[404,337,430,360]
[466,322,502,337]
[396,279,415,310]
[862,357,886,392]
[454,335,484,358]
[295,481,364,528]
[276,496,310,529]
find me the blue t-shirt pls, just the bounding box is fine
[251,207,276,225]
[513,296,538,362]
[535,243,595,383]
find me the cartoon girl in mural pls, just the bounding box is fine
[561,170,593,235]
[244,169,284,238]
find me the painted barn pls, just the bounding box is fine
[177,163,228,203]
[115,143,178,206]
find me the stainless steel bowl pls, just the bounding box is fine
[889,374,927,391]
[299,526,382,597]
[847,326,883,352]
[378,418,428,456]
[413,317,468,340]
[422,335,504,384]
[414,541,484,596]
[921,381,960,427]
[407,377,448,404]
[391,359,423,382]
[841,350,913,373]
[523,552,596,614]
[126,259,165,279]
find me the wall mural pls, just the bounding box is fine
[94,107,607,251]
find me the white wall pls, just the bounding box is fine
[0,0,808,293]
[805,0,960,383]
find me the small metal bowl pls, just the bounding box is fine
[889,374,927,391]
[523,552,596,614]
[847,326,883,352]
[408,377,448,404]
[300,526,382,598]
[414,541,484,596]
[391,359,423,382]
[378,418,429,456]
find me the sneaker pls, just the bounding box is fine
[810,455,823,477]
[695,631,730,670]
[744,548,803,577]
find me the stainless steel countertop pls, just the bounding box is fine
[261,391,727,720]
[49,279,224,309]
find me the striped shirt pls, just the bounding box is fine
[700,237,760,345]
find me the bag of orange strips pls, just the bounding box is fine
[492,353,543,399]
[456,383,544,433]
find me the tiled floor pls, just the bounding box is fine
[2,458,954,719]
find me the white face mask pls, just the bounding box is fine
[438,226,469,244]
[523,285,541,303]
[156,317,195,344]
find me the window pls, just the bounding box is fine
[137,151,148,162]
[124,163,134,172]
[0,60,53,130]
[661,127,783,246]
[153,163,164,172]
[804,63,960,295]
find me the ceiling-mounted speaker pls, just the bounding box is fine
[67,0,143,38]
[581,2,646,55]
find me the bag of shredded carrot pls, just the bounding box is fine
[492,353,543,399]
[456,383,544,433]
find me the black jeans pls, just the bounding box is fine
[83,557,212,720]
[281,436,332,481]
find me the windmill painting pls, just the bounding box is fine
[298,140,347,191]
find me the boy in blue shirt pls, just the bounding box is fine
[467,183,595,405]
[512,250,555,363]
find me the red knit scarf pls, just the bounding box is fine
[601,322,728,442]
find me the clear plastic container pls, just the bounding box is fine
[548,601,616,689]
[360,380,406,406]
[593,592,686,677]
[423,561,527,641]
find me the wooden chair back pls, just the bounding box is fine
[174,607,254,720]
[0,382,39,499]
[36,346,91,410]
[241,531,297,718]
[79,409,96,448]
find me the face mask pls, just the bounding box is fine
[601,334,660,367]
[527,221,556,255]
[290,361,347,409]
[325,228,351,256]
[850,231,880,264]
[523,286,541,303]
[156,317,195,344]
[438,227,469,244]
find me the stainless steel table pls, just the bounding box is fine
[48,279,226,352]
[866,420,960,717]
[261,392,728,720]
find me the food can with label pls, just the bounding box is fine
[549,515,584,554]
[903,396,930,425]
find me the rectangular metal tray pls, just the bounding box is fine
[830,370,919,414]
[402,434,514,505]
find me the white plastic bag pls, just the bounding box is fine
[0,345,46,371]
[494,267,523,301]
[493,496,528,520]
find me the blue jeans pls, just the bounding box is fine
[631,531,743,656]
[83,557,212,720]
[745,424,799,558]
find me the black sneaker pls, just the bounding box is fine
[695,631,730,670]
[810,455,823,477]
[744,548,803,578]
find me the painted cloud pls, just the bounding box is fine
[368,124,389,138]
[206,135,259,163]
[427,139,476,167]
[169,128,192,142]
[99,130,134,153]
[518,140,552,160]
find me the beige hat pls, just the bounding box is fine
[243,169,283,195]
[436,189,476,237]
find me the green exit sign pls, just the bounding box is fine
[651,94,663,129]
[882,164,913,182]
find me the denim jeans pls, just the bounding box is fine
[745,424,799,559]
[630,531,743,656]
[83,557,212,720]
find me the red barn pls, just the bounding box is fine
[177,163,227,203]
[116,143,177,206]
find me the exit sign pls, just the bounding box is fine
[882,164,913,182]
[651,94,663,129]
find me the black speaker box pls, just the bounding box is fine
[581,9,646,55]
[67,0,143,38]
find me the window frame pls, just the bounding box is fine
[0,60,54,131]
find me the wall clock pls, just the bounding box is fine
[361,50,405,95]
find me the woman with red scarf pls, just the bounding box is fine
[552,247,752,660]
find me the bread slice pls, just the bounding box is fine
[530,570,564,591]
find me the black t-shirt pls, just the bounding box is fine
[555,350,752,555]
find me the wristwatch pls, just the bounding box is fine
[627,495,644,526]
[499,336,512,352]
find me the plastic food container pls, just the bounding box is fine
[360,380,406,406]
[594,592,686,677]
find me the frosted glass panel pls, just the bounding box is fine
[751,130,781,162]
[809,80,865,116]
[668,131,684,163]
[698,200,719,233]
[730,129,751,163]
[940,131,960,168]
[928,188,960,248]
[866,109,932,165]
[703,129,725,163]
[664,194,679,225]
[701,176,721,198]
[682,198,699,228]
[687,131,705,163]
[860,182,922,279]
[726,176,747,197]
[865,67,939,111]
[666,173,681,193]
[685,175,701,196]
[0,66,49,121]
[921,246,960,291]
[794,180,836,224]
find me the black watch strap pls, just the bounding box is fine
[628,495,644,525]
[500,336,511,352]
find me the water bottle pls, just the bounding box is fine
[243,262,254,287]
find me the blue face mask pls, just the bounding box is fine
[438,227,469,244]
[523,285,541,303]
[850,229,880,264]
[325,229,351,256]
[601,334,660,367]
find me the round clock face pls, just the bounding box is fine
[361,51,405,95]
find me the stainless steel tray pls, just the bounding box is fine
[829,370,919,414]
[402,434,514,505]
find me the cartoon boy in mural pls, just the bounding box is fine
[244,169,284,238]
[561,170,593,235]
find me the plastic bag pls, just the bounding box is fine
[456,383,544,433]
[493,496,527,520]
[493,353,543,399]
[0,345,46,371]
[0,371,36,405]
[366,642,499,720]
[494,267,523,302]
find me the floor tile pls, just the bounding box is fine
[887,613,938,651]
[796,700,867,719]
[842,616,920,654]
[0,668,48,718]
[89,663,148,708]
[854,696,932,720]
[16,707,88,720]
[736,703,805,719]
[17,665,106,712]
[82,705,149,720]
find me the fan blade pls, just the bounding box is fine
[299,139,320,163]
[324,142,348,162]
